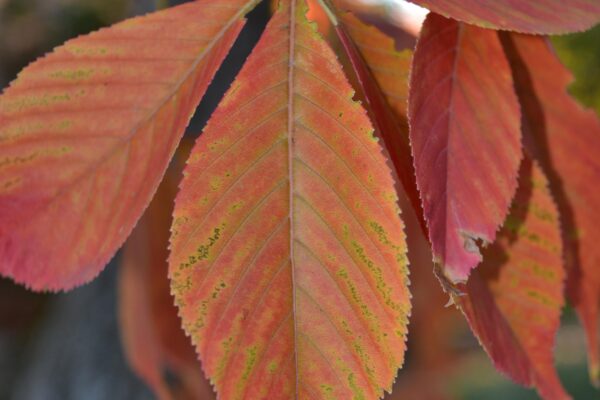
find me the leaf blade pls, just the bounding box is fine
[0,0,257,290]
[170,1,410,398]
[459,158,569,400]
[410,0,600,34]
[408,13,522,283]
[501,33,600,386]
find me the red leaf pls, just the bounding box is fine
[459,158,569,400]
[501,32,600,386]
[169,1,410,398]
[410,0,600,34]
[119,140,212,400]
[408,13,522,284]
[0,0,258,290]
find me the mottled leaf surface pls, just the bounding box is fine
[501,33,600,385]
[0,0,256,290]
[408,13,521,284]
[336,13,424,231]
[459,159,568,400]
[119,142,212,400]
[170,1,410,399]
[410,0,600,34]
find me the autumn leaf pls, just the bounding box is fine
[500,32,600,386]
[459,158,569,400]
[410,0,600,34]
[0,0,258,290]
[408,13,522,285]
[335,12,424,231]
[169,1,410,399]
[119,140,212,400]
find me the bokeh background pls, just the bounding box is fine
[0,1,599,399]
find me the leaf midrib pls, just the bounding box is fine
[286,1,300,398]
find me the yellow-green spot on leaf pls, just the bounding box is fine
[350,239,402,316]
[215,336,235,382]
[528,203,555,223]
[527,289,558,307]
[530,177,547,190]
[347,372,366,400]
[267,361,278,373]
[369,221,406,264]
[343,224,350,237]
[337,267,380,342]
[0,146,71,169]
[229,200,244,213]
[0,121,46,141]
[49,68,96,81]
[518,260,556,281]
[58,119,72,130]
[179,224,224,270]
[65,45,110,56]
[321,384,335,400]
[210,176,223,191]
[1,177,22,191]
[240,345,258,383]
[3,93,73,114]
[211,281,227,299]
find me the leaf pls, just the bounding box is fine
[335,12,424,232]
[119,140,212,400]
[408,13,522,284]
[409,0,600,34]
[169,1,410,399]
[0,0,259,291]
[500,33,600,386]
[458,158,569,400]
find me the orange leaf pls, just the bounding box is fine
[0,0,258,290]
[336,13,424,232]
[501,33,600,386]
[459,158,569,400]
[408,13,522,284]
[410,0,600,34]
[169,1,410,398]
[119,141,212,400]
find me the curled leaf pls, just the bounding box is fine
[336,12,424,231]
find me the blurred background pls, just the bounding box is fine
[0,0,599,399]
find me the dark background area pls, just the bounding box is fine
[0,1,599,399]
